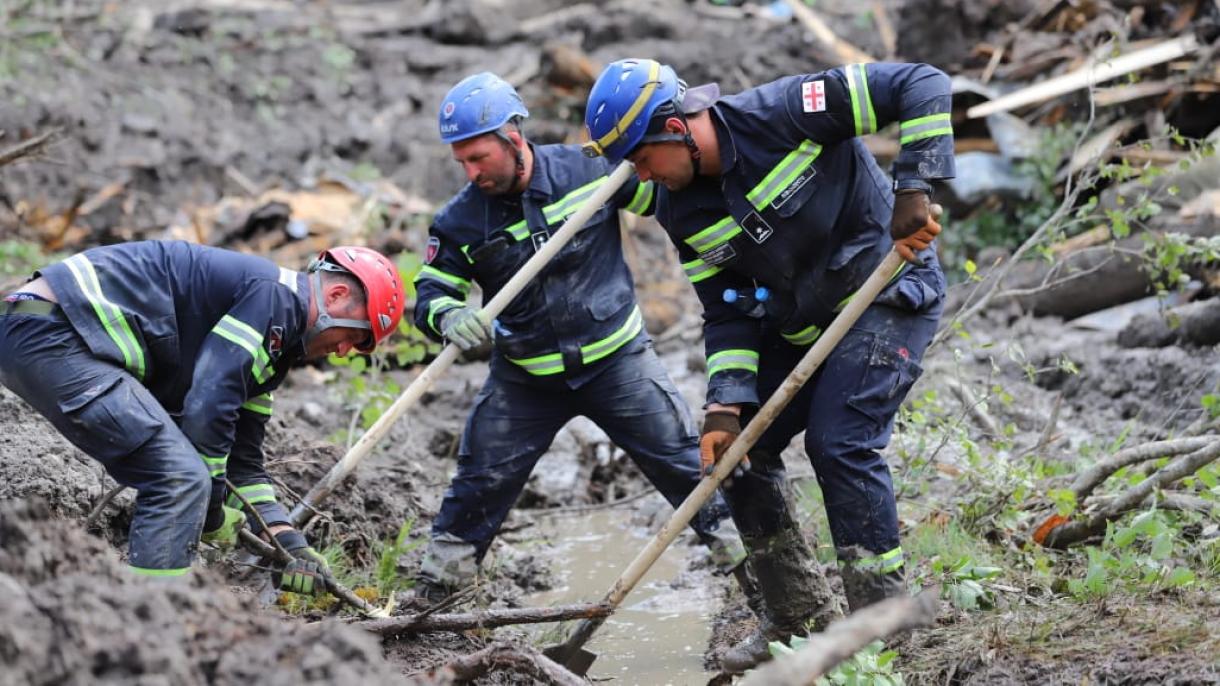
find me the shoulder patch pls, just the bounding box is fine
[425,236,440,264]
[801,80,826,113]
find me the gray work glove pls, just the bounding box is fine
[440,306,493,351]
[272,529,329,596]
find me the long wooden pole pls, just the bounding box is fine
[290,161,636,527]
[551,248,909,668]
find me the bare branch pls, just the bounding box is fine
[358,602,612,636]
[0,130,58,168]
[740,591,939,686]
[1069,436,1216,500]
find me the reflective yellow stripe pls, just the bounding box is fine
[507,306,644,375]
[845,64,876,136]
[685,216,741,253]
[227,483,277,508]
[746,140,823,210]
[240,393,273,416]
[899,113,953,145]
[416,266,472,295]
[543,177,608,225]
[849,546,905,574]
[504,220,529,242]
[682,258,722,284]
[211,315,273,384]
[707,349,758,377]
[587,60,662,156]
[506,351,565,376]
[459,245,475,264]
[129,566,190,577]
[625,180,655,215]
[63,255,146,380]
[580,306,642,364]
[200,453,227,478]
[782,323,822,346]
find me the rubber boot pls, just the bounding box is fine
[413,532,478,606]
[838,545,908,612]
[719,527,842,674]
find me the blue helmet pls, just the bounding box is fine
[438,72,529,144]
[583,59,687,162]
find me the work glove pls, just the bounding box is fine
[272,529,330,596]
[200,505,246,549]
[890,190,942,265]
[440,306,493,351]
[700,410,750,486]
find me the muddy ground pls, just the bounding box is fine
[2,0,1219,684]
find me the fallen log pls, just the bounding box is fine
[1068,436,1214,501]
[739,590,939,686]
[358,602,612,636]
[1118,296,1220,349]
[1039,438,1220,548]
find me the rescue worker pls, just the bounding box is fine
[584,59,952,671]
[412,72,747,601]
[0,241,406,594]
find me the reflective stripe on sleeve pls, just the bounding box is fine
[707,349,759,377]
[210,315,273,384]
[240,393,273,416]
[899,113,953,145]
[415,266,472,295]
[845,63,877,136]
[625,180,655,215]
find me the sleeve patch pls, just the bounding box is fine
[425,236,440,264]
[801,80,826,113]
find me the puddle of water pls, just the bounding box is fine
[524,508,719,685]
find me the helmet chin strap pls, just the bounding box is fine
[305,268,371,347]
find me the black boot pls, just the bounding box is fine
[720,527,841,674]
[838,544,907,612]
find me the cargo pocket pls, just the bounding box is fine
[651,377,698,441]
[57,375,163,463]
[845,333,924,437]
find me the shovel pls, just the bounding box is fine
[288,161,637,528]
[545,217,935,673]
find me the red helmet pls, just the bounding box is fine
[311,246,405,353]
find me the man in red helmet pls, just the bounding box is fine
[0,241,404,590]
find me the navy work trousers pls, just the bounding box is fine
[722,263,943,559]
[0,309,209,573]
[432,339,733,558]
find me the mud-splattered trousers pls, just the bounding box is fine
[0,242,309,575]
[655,62,955,585]
[419,336,744,588]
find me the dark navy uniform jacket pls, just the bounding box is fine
[414,143,655,387]
[40,240,306,525]
[656,62,955,406]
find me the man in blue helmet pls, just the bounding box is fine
[583,58,952,672]
[412,72,748,602]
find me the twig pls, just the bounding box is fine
[434,641,586,686]
[739,590,939,685]
[943,377,1000,437]
[237,528,383,617]
[84,483,127,531]
[0,130,57,167]
[931,83,1100,350]
[357,602,612,635]
[226,477,294,558]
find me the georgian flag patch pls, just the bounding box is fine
[801,80,826,113]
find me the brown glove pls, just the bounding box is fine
[700,411,750,479]
[891,191,943,264]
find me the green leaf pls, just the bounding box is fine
[1165,567,1195,587]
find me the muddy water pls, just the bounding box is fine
[525,508,720,685]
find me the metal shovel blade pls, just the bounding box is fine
[542,643,597,676]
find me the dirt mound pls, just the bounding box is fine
[0,498,404,686]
